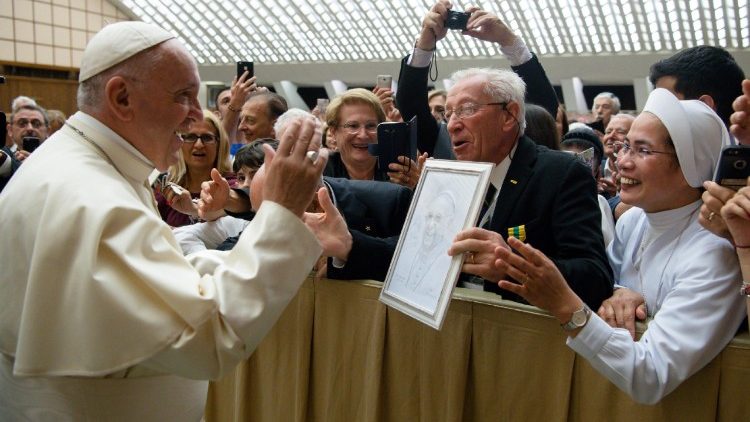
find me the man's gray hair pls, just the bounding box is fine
[592,92,621,114]
[11,96,38,112]
[273,108,315,135]
[76,42,171,110]
[10,104,49,126]
[449,68,527,136]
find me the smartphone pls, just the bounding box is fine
[236,61,254,81]
[369,117,417,171]
[316,98,330,115]
[376,75,392,89]
[714,145,750,191]
[22,136,40,153]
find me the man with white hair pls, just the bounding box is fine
[0,21,327,419]
[496,88,745,404]
[311,65,612,307]
[591,91,621,129]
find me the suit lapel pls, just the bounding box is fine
[489,137,537,235]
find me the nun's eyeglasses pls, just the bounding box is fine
[615,141,675,159]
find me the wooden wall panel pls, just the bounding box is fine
[1,76,78,117]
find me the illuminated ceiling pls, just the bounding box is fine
[118,0,749,65]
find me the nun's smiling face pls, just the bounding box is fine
[616,113,696,213]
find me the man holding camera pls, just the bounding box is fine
[0,104,48,191]
[7,104,49,161]
[312,1,612,309]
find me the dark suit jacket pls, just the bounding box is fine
[333,136,613,309]
[480,137,613,308]
[0,146,21,193]
[396,53,560,158]
[325,177,412,282]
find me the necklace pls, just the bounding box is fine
[65,121,114,166]
[634,207,698,316]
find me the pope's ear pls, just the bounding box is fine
[104,76,135,122]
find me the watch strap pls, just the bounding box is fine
[561,304,591,331]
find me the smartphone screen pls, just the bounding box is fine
[316,98,330,115]
[714,145,750,191]
[236,61,254,81]
[376,75,392,89]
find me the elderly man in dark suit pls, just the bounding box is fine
[311,2,613,309]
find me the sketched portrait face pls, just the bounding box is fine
[422,192,456,251]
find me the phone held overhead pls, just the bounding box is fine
[236,61,253,81]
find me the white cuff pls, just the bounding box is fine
[407,47,434,68]
[500,37,532,67]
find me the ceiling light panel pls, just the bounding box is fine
[119,0,748,64]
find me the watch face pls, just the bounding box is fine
[572,311,587,326]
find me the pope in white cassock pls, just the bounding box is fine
[0,21,328,420]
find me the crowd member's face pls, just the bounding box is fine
[238,98,274,144]
[181,119,218,175]
[216,89,232,119]
[236,164,257,190]
[616,113,691,213]
[602,115,632,159]
[10,109,48,147]
[446,75,515,164]
[592,97,615,124]
[555,105,566,139]
[429,94,446,123]
[129,41,202,171]
[333,103,378,168]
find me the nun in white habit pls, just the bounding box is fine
[494,88,746,404]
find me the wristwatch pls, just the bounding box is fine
[561,304,591,331]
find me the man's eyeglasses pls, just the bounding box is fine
[615,141,675,159]
[445,102,507,121]
[180,133,218,144]
[340,122,378,135]
[14,119,45,129]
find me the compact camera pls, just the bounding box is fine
[445,10,471,30]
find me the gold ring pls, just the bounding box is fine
[523,273,529,284]
[708,211,715,222]
[468,252,475,265]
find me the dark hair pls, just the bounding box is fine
[649,46,745,127]
[247,92,288,120]
[561,129,603,167]
[213,87,230,109]
[233,138,279,172]
[524,104,559,150]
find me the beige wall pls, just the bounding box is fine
[0,0,131,69]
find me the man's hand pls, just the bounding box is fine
[730,79,750,144]
[303,187,353,261]
[262,117,328,217]
[597,176,618,197]
[597,288,647,340]
[448,227,509,281]
[388,153,427,189]
[416,1,451,51]
[463,7,519,46]
[700,181,737,242]
[14,150,30,162]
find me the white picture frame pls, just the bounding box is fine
[380,159,493,330]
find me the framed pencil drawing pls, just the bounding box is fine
[380,159,493,330]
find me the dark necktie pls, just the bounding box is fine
[479,184,497,228]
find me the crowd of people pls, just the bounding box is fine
[1,0,750,417]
